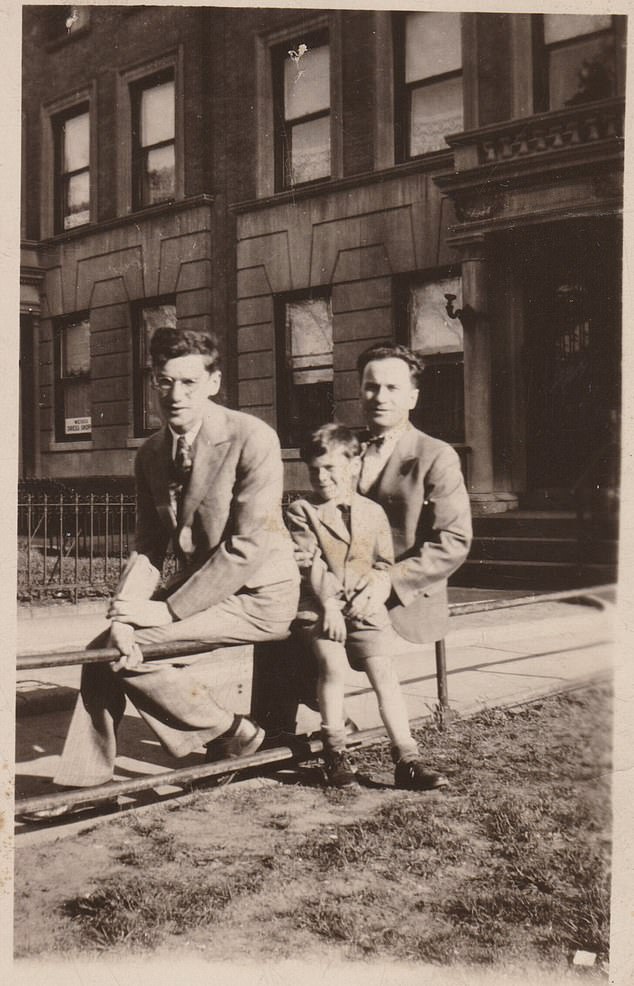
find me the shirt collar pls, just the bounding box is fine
[366,420,412,449]
[169,420,203,458]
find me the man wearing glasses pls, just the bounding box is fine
[44,327,300,806]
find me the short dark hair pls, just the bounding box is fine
[300,423,361,464]
[150,327,220,373]
[356,343,423,387]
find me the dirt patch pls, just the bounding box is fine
[14,683,611,976]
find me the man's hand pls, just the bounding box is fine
[109,621,144,672]
[293,542,315,569]
[346,571,391,621]
[321,599,347,643]
[107,599,173,628]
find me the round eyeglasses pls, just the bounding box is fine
[151,374,209,396]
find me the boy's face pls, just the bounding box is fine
[307,447,361,504]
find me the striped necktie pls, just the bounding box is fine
[174,435,193,487]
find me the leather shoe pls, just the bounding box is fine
[394,760,449,791]
[205,715,265,762]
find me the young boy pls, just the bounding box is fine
[287,423,449,791]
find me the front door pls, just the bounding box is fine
[524,220,621,498]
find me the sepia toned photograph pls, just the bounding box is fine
[12,2,628,982]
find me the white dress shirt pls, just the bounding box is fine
[358,421,412,494]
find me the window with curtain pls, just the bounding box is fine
[396,11,463,159]
[277,295,334,447]
[54,106,90,231]
[535,15,616,111]
[274,32,331,189]
[56,316,91,441]
[131,73,176,208]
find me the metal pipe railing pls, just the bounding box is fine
[15,584,614,820]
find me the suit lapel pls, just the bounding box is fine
[179,403,231,530]
[370,425,418,499]
[316,499,351,545]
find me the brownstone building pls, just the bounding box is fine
[20,6,625,546]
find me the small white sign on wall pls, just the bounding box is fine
[65,416,91,435]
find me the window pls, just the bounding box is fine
[534,15,616,111]
[395,12,463,159]
[55,316,91,441]
[54,105,90,232]
[274,32,331,189]
[134,300,177,436]
[131,73,176,209]
[399,273,464,444]
[276,294,334,447]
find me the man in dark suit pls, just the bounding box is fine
[352,342,472,646]
[49,327,300,797]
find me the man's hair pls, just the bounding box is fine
[300,423,361,464]
[150,327,221,373]
[356,343,423,387]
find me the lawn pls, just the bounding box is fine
[14,682,611,977]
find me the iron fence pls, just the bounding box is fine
[17,493,137,600]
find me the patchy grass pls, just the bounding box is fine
[15,683,612,973]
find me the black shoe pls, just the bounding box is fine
[323,750,358,788]
[394,760,449,791]
[205,716,265,762]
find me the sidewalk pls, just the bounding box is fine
[15,588,614,812]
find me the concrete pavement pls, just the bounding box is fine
[14,588,614,820]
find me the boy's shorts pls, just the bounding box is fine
[295,604,399,670]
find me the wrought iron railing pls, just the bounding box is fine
[17,493,136,600]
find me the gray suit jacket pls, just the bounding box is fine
[133,402,298,621]
[362,425,472,643]
[287,493,393,618]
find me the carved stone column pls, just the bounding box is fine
[453,234,518,514]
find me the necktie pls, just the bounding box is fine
[174,435,193,487]
[338,503,351,533]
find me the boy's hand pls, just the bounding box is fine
[322,600,347,643]
[347,571,391,621]
[293,543,315,569]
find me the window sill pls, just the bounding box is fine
[232,151,454,214]
[48,440,94,452]
[281,448,301,460]
[41,194,215,246]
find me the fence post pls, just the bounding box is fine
[89,493,94,585]
[43,493,48,586]
[74,492,80,604]
[435,639,449,710]
[26,493,32,587]
[58,493,64,587]
[105,492,109,583]
[119,493,124,575]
